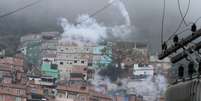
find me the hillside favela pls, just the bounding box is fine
[1,0,201,101]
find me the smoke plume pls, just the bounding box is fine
[109,0,131,26]
[59,0,133,43]
[127,74,167,101]
[59,15,107,44]
[92,69,167,101]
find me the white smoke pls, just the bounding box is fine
[91,69,167,101]
[91,70,118,93]
[109,0,131,26]
[59,15,107,44]
[108,0,132,38]
[59,0,133,43]
[127,75,167,101]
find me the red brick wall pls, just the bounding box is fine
[0,95,26,101]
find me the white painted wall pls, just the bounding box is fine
[133,64,154,76]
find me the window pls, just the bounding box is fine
[60,62,64,65]
[80,96,86,101]
[88,63,92,66]
[81,61,85,64]
[74,60,77,63]
[17,89,21,95]
[83,68,87,71]
[16,97,22,101]
[0,95,2,101]
[7,88,10,92]
[51,66,58,70]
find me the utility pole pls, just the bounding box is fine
[158,26,201,82]
[158,29,201,60]
[171,41,201,63]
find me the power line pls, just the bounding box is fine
[161,0,166,45]
[195,16,201,24]
[167,24,191,42]
[76,0,116,25]
[166,0,191,42]
[178,0,190,26]
[0,0,42,19]
[166,16,201,43]
[176,27,190,36]
[90,0,116,18]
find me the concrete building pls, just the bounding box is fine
[19,32,60,66]
[149,56,171,72]
[112,41,149,65]
[0,57,26,84]
[41,59,60,79]
[0,84,27,101]
[56,84,112,101]
[0,56,27,101]
[112,95,143,101]
[55,41,94,80]
[109,41,149,77]
[69,66,94,81]
[133,64,154,77]
[92,46,112,69]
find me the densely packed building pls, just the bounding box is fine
[0,55,113,101]
[109,41,149,77]
[0,32,155,101]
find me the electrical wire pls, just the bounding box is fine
[90,0,116,18]
[165,15,201,45]
[166,0,191,42]
[177,27,190,36]
[0,0,42,19]
[161,0,166,45]
[195,16,201,24]
[178,0,189,26]
[76,0,116,25]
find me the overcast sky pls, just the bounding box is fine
[0,0,201,54]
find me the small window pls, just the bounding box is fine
[17,89,21,95]
[0,95,3,101]
[81,61,85,64]
[60,62,64,65]
[7,88,10,92]
[83,74,86,77]
[16,97,21,101]
[74,60,77,63]
[51,66,58,70]
[88,63,92,66]
[80,86,86,90]
[84,68,87,71]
